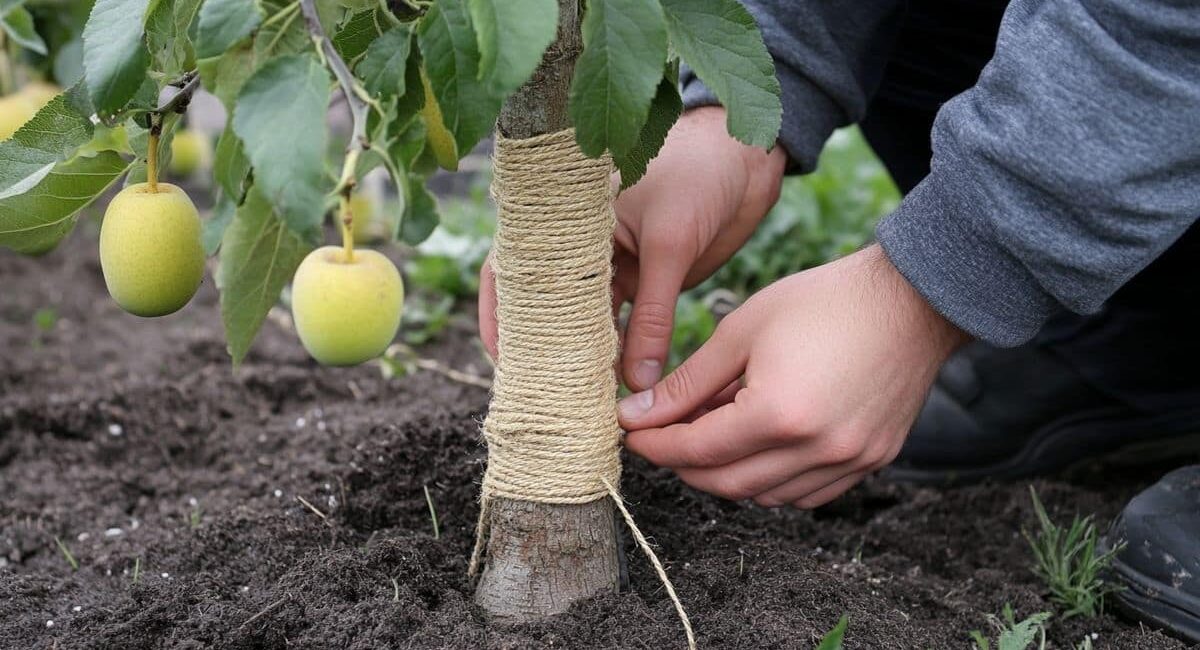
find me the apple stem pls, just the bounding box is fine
[340,193,354,263]
[147,121,160,194]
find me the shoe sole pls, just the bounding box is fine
[1103,540,1200,644]
[884,407,1200,485]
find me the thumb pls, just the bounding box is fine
[618,318,748,430]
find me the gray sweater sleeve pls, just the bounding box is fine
[876,0,1200,346]
[680,1,904,172]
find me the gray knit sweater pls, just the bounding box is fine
[681,0,1200,346]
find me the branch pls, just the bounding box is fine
[300,0,368,196]
[155,70,202,115]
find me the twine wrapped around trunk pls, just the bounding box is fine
[470,128,694,649]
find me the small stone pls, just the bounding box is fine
[295,417,306,429]
[72,606,82,612]
[107,424,123,437]
[161,572,170,578]
[76,532,90,542]
[273,489,283,498]
[104,528,123,537]
[46,620,54,628]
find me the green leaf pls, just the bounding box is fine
[2,6,47,55]
[466,0,555,95]
[216,183,317,365]
[358,25,412,101]
[0,84,94,199]
[569,0,667,158]
[202,191,235,255]
[197,41,254,110]
[196,0,261,59]
[82,0,152,113]
[255,0,311,60]
[659,0,781,148]
[615,71,682,189]
[214,122,249,202]
[145,0,203,76]
[333,8,387,62]
[233,54,331,232]
[400,174,438,245]
[416,0,501,154]
[0,151,130,254]
[814,615,848,650]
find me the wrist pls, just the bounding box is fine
[860,244,971,360]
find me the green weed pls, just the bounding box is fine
[814,615,848,650]
[1024,487,1123,618]
[970,604,1050,650]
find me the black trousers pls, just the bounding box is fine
[859,0,1200,410]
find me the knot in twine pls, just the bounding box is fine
[470,129,694,649]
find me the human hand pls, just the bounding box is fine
[479,106,787,390]
[618,245,969,508]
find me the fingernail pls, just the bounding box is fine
[633,359,662,389]
[618,389,655,421]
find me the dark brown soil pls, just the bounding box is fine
[2,225,1195,650]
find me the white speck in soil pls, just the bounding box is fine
[107,424,123,437]
[161,572,170,579]
[295,417,306,429]
[104,528,123,537]
[257,433,268,443]
[188,497,198,507]
[76,532,89,542]
[72,606,82,612]
[241,586,250,592]
[274,489,283,498]
[317,421,327,432]
[45,621,54,628]
[130,519,140,530]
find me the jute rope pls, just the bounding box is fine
[470,129,694,649]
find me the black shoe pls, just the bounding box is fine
[1103,466,1200,643]
[887,340,1200,485]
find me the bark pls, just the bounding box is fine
[473,0,622,622]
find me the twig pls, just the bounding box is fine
[384,343,492,389]
[423,484,440,540]
[240,596,289,629]
[300,0,371,258]
[154,71,202,115]
[295,495,330,524]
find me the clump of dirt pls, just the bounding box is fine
[1,230,1194,649]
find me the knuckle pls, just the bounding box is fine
[660,364,698,404]
[631,300,675,341]
[821,438,865,466]
[714,475,756,501]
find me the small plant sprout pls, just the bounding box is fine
[969,604,1050,650]
[814,615,848,650]
[1024,487,1123,618]
[33,307,57,332]
[423,484,440,540]
[131,557,142,585]
[54,537,78,571]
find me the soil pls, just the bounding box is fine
[2,225,1196,650]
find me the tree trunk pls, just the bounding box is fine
[473,0,621,622]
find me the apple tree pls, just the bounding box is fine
[0,0,782,638]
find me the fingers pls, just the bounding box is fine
[621,250,690,391]
[624,394,769,469]
[618,318,748,430]
[478,251,498,359]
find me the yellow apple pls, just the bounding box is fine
[291,246,404,366]
[21,82,60,109]
[0,83,60,141]
[169,129,210,177]
[0,94,36,140]
[99,183,206,317]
